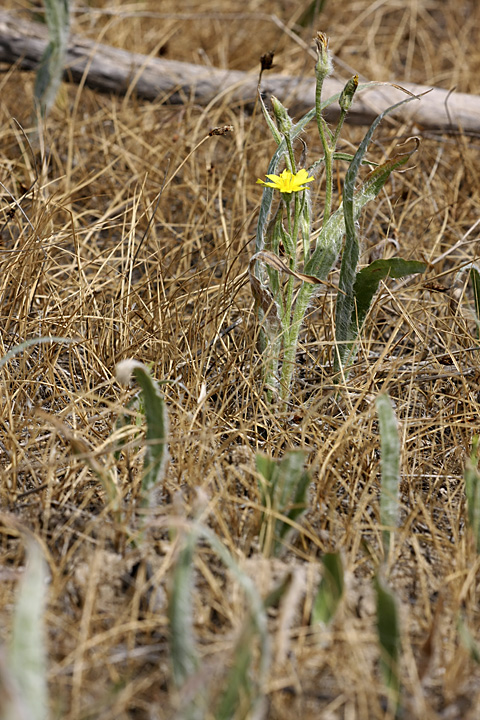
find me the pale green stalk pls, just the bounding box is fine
[464,435,480,551]
[7,540,48,720]
[115,360,169,540]
[314,33,334,224]
[376,394,401,560]
[279,283,314,399]
[34,0,71,120]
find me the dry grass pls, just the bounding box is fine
[1,0,480,718]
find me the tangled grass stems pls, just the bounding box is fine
[1,1,480,716]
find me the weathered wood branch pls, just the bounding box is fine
[1,9,480,133]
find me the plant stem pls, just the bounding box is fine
[279,282,315,401]
[315,73,335,225]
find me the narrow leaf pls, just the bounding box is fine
[215,619,256,720]
[353,258,426,333]
[304,145,418,285]
[312,552,344,626]
[0,336,74,372]
[469,264,480,338]
[256,451,310,556]
[194,522,270,718]
[375,574,401,712]
[196,523,270,676]
[282,468,310,535]
[168,532,199,690]
[335,134,420,373]
[115,360,169,508]
[465,435,480,551]
[34,0,71,118]
[376,394,401,557]
[217,572,294,718]
[275,451,309,511]
[256,453,276,507]
[8,540,48,720]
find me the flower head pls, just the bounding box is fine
[314,32,333,80]
[339,74,359,113]
[256,168,314,194]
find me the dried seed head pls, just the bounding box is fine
[314,32,333,79]
[260,51,275,71]
[115,359,144,385]
[209,125,234,136]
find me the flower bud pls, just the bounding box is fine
[339,75,359,113]
[271,95,293,134]
[314,32,333,80]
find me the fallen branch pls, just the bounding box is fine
[1,9,479,133]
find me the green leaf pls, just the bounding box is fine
[467,264,480,339]
[8,540,48,720]
[304,150,419,287]
[256,451,310,557]
[465,435,480,551]
[281,467,310,538]
[167,530,205,720]
[0,335,74,371]
[275,452,308,511]
[354,258,426,333]
[217,573,295,719]
[215,620,256,720]
[334,126,420,374]
[312,552,344,626]
[115,360,169,509]
[450,263,480,339]
[168,532,199,688]
[470,266,480,328]
[376,394,401,557]
[375,574,401,712]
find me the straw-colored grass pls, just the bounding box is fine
[1,1,480,718]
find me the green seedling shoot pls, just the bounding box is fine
[256,450,310,557]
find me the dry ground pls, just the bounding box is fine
[1,1,480,718]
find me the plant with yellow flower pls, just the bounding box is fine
[252,32,426,404]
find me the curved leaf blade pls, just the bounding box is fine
[354,257,426,332]
[115,360,169,507]
[335,133,420,373]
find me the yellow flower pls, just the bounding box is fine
[256,168,314,194]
